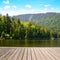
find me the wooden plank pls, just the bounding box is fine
[0,49,14,60]
[0,47,60,60]
[35,48,46,60]
[0,48,11,57]
[33,48,41,60]
[39,48,50,60]
[31,48,37,60]
[17,48,25,60]
[22,48,27,60]
[8,48,21,60]
[27,48,31,60]
[40,48,55,60]
[47,48,60,60]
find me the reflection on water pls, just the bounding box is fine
[0,40,60,47]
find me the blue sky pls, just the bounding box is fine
[0,0,60,16]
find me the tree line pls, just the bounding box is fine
[0,14,60,40]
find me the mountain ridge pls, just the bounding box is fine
[13,12,60,32]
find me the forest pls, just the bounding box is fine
[0,14,60,40]
[14,13,60,32]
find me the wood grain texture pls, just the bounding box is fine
[0,47,60,60]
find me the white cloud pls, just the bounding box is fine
[25,4,31,8]
[4,5,17,9]
[3,0,10,4]
[12,5,17,8]
[1,5,60,16]
[0,8,2,10]
[51,7,54,10]
[20,9,25,11]
[44,8,48,11]
[44,4,50,7]
[4,5,10,9]
[1,9,60,16]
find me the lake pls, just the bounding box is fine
[0,40,60,47]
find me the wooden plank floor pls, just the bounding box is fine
[0,47,60,60]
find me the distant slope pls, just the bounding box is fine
[13,13,45,21]
[13,12,60,32]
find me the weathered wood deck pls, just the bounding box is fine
[0,47,60,60]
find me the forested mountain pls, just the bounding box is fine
[13,12,60,32]
[0,14,60,40]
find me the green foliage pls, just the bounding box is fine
[0,14,60,40]
[32,15,60,32]
[13,13,60,32]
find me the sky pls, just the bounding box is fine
[0,0,60,16]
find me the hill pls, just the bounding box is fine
[13,12,60,32]
[0,14,60,40]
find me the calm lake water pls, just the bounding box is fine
[0,40,60,47]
